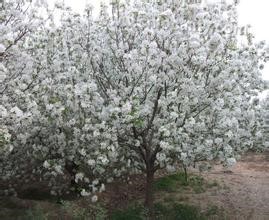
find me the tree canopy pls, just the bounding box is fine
[0,0,268,212]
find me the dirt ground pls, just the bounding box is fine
[103,151,269,219]
[0,152,268,219]
[191,152,269,220]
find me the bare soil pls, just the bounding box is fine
[189,151,269,220]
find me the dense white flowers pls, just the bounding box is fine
[54,165,63,174]
[0,64,7,83]
[10,107,23,118]
[0,0,267,199]
[43,161,50,169]
[0,44,5,53]
[87,159,96,166]
[79,148,87,156]
[226,158,236,167]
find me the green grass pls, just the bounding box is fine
[154,172,188,192]
[110,202,208,220]
[205,205,219,216]
[110,204,145,220]
[155,202,207,220]
[154,176,178,192]
[0,197,48,220]
[189,176,206,193]
[25,206,48,220]
[154,172,214,194]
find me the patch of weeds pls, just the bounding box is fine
[163,196,173,203]
[94,203,108,220]
[155,202,207,220]
[110,204,145,220]
[110,201,207,220]
[222,184,230,191]
[188,175,204,185]
[173,203,207,220]
[169,172,188,185]
[154,172,208,194]
[154,176,179,192]
[154,172,188,192]
[192,185,205,193]
[154,171,214,194]
[205,205,219,216]
[205,205,227,219]
[155,202,170,218]
[0,198,21,209]
[188,176,206,193]
[61,200,107,220]
[207,180,219,188]
[209,188,218,196]
[25,205,48,220]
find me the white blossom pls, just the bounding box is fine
[80,189,91,196]
[43,161,50,169]
[10,107,23,118]
[75,173,84,183]
[0,44,5,53]
[227,158,236,167]
[91,195,98,203]
[79,148,86,156]
[87,159,96,166]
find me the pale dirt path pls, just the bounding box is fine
[196,152,269,220]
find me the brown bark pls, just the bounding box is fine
[183,165,188,183]
[145,169,155,219]
[65,161,79,190]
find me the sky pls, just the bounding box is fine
[47,0,269,81]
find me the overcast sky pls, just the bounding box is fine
[47,0,269,81]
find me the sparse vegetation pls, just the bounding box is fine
[155,202,207,220]
[205,205,219,216]
[25,206,48,220]
[61,200,108,220]
[110,201,209,220]
[154,171,219,194]
[110,203,145,220]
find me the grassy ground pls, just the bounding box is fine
[2,152,268,219]
[0,171,222,220]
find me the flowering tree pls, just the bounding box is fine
[0,2,116,197]
[0,0,268,216]
[85,0,267,212]
[0,0,51,195]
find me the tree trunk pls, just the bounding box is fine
[183,165,188,183]
[145,169,155,219]
[65,161,79,192]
